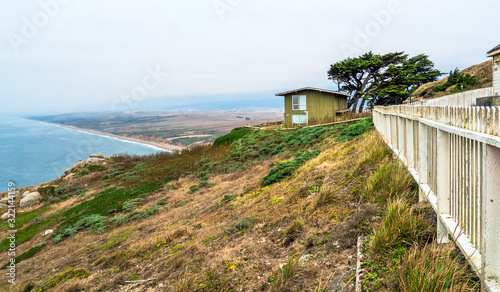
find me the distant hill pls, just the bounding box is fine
[411,60,492,102]
[136,95,284,112]
[164,99,283,111]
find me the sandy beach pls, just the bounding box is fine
[36,121,184,152]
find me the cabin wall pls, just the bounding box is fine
[284,90,348,127]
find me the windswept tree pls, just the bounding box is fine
[328,52,442,112]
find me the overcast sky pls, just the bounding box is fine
[0,0,498,115]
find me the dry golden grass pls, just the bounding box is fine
[0,129,476,292]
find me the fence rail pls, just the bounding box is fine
[412,87,493,106]
[373,105,500,291]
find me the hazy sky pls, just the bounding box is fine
[0,0,498,115]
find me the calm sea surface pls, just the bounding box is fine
[0,117,166,189]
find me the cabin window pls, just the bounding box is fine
[292,114,307,125]
[292,95,306,110]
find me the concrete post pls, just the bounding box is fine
[406,118,415,169]
[398,117,406,159]
[481,144,500,288]
[436,130,450,243]
[418,122,428,202]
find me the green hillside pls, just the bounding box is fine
[0,119,478,291]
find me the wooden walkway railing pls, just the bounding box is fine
[373,105,500,291]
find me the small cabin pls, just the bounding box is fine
[276,87,350,128]
[487,44,500,96]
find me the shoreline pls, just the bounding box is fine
[33,120,184,152]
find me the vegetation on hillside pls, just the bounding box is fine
[0,118,478,291]
[411,60,492,102]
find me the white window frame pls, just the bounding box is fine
[292,114,307,125]
[292,95,306,110]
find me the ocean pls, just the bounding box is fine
[0,116,167,189]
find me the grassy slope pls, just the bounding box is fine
[0,119,478,291]
[411,60,492,102]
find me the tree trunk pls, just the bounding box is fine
[358,98,366,113]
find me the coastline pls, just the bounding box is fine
[33,120,184,152]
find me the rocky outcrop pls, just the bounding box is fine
[75,160,86,168]
[87,157,105,164]
[0,198,9,205]
[20,192,41,208]
[0,212,8,220]
[0,203,7,210]
[90,154,105,159]
[65,160,87,174]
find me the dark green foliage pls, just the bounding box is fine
[41,185,85,204]
[38,186,55,197]
[220,194,235,206]
[1,242,46,269]
[123,198,142,211]
[54,182,162,238]
[0,207,49,231]
[337,118,374,142]
[53,214,107,243]
[285,126,326,150]
[87,165,106,172]
[213,128,252,146]
[224,216,257,234]
[189,185,199,192]
[369,54,443,106]
[433,68,480,93]
[328,52,442,111]
[262,150,321,186]
[157,198,168,205]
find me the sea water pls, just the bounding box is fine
[0,116,167,189]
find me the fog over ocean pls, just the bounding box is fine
[0,117,166,189]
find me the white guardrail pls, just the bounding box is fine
[373,105,500,291]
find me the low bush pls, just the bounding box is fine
[213,128,252,146]
[87,165,106,172]
[262,150,321,186]
[337,118,374,142]
[224,216,257,235]
[53,214,107,243]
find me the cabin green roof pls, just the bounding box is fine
[275,87,351,97]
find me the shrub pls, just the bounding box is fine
[53,214,107,243]
[433,68,480,93]
[262,150,321,186]
[221,194,235,204]
[213,128,252,146]
[189,185,199,192]
[87,165,106,172]
[224,216,257,235]
[123,198,142,211]
[337,118,374,142]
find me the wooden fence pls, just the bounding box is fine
[373,105,500,291]
[412,87,493,106]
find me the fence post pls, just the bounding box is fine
[482,144,500,288]
[406,118,414,168]
[418,122,428,202]
[436,130,450,243]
